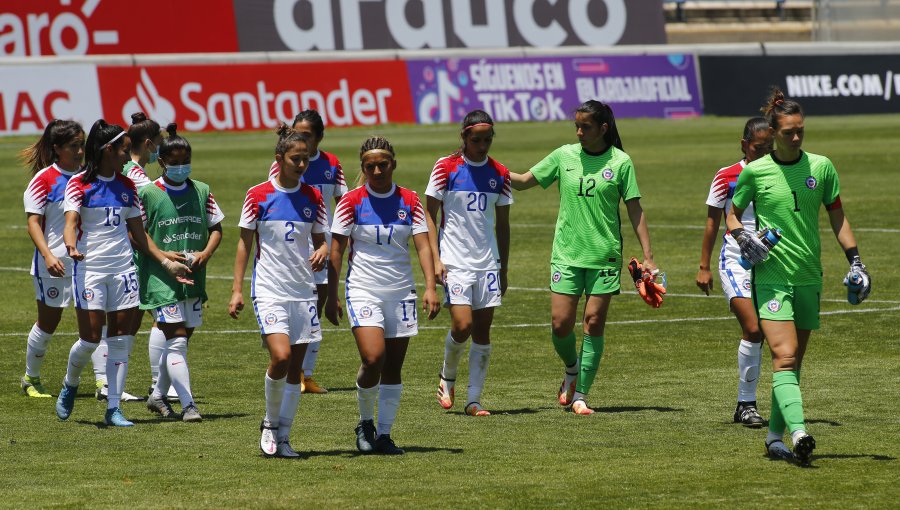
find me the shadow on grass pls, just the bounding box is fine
[74,412,250,427]
[806,418,842,426]
[815,453,896,461]
[448,406,555,416]
[299,445,465,459]
[595,406,682,414]
[320,387,356,393]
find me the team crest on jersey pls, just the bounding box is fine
[552,271,562,283]
[450,283,464,296]
[324,170,333,180]
[47,287,59,299]
[397,209,407,220]
[602,168,614,180]
[303,207,313,219]
[359,306,373,319]
[165,304,178,315]
[742,280,752,291]
[264,313,278,325]
[82,288,94,301]
[805,176,818,189]
[767,299,781,313]
[488,178,498,190]
[121,192,130,203]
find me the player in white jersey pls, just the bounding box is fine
[20,120,85,398]
[696,117,773,428]
[268,110,347,394]
[229,126,329,458]
[55,120,191,427]
[426,110,512,417]
[325,136,440,455]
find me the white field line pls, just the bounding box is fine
[0,305,896,338]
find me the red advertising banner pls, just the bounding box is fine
[0,0,237,56]
[97,61,416,132]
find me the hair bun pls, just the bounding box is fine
[131,112,148,124]
[276,123,291,138]
[166,123,178,137]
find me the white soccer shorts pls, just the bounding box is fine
[719,261,752,301]
[74,269,139,311]
[443,268,502,310]
[346,290,418,338]
[154,297,204,328]
[33,275,73,308]
[253,297,322,345]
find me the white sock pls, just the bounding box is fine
[377,384,403,437]
[277,383,302,442]
[737,339,762,403]
[105,335,132,409]
[467,342,492,405]
[264,373,286,426]
[442,331,467,380]
[25,323,52,378]
[153,347,170,401]
[164,336,193,408]
[791,429,808,447]
[91,339,108,385]
[302,341,320,378]
[148,326,166,385]
[64,339,99,387]
[564,360,580,388]
[357,383,378,421]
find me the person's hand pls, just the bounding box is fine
[228,291,244,319]
[423,288,441,320]
[434,259,447,287]
[324,296,343,325]
[44,254,65,277]
[696,268,713,296]
[732,228,769,266]
[190,250,211,269]
[309,247,327,272]
[66,244,84,261]
[162,258,193,285]
[843,256,871,305]
[628,257,666,308]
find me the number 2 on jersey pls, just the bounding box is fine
[284,221,295,242]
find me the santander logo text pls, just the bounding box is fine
[99,62,415,132]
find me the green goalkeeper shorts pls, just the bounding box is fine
[550,263,621,296]
[754,283,821,330]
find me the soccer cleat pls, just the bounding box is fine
[56,384,78,420]
[21,375,52,398]
[354,419,376,453]
[437,375,455,410]
[96,384,107,401]
[276,440,301,458]
[765,439,794,461]
[181,404,202,423]
[104,407,134,427]
[299,377,305,393]
[373,434,405,455]
[97,384,145,402]
[302,376,328,394]
[571,399,594,415]
[793,433,816,467]
[734,401,766,428]
[260,420,279,457]
[464,402,490,417]
[558,377,576,406]
[146,393,178,418]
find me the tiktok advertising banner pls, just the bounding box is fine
[406,55,702,124]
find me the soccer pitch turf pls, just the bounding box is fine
[1,115,898,508]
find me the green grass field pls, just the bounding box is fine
[1,115,898,508]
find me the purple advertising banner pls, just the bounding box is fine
[407,55,701,124]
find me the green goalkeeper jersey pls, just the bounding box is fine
[136,179,212,309]
[530,143,641,269]
[732,151,840,286]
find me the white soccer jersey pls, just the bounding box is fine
[123,161,153,189]
[426,154,512,271]
[706,160,757,269]
[152,178,225,227]
[64,172,142,274]
[239,179,328,301]
[332,184,429,301]
[24,164,77,277]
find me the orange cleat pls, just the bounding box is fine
[302,376,328,394]
[437,378,455,410]
[571,400,594,415]
[465,402,491,416]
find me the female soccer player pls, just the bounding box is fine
[325,136,441,455]
[425,110,512,416]
[20,120,85,398]
[726,88,870,465]
[56,120,190,427]
[509,100,659,415]
[696,117,772,427]
[268,110,346,394]
[229,126,328,457]
[142,123,224,422]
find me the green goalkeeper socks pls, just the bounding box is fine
[576,335,605,394]
[768,368,801,436]
[552,332,578,368]
[772,370,805,434]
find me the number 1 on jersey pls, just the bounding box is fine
[791,191,801,212]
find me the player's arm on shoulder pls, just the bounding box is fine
[509,170,538,191]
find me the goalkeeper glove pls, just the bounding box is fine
[628,258,666,308]
[843,255,871,305]
[733,227,780,269]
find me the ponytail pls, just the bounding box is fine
[82,119,125,183]
[456,109,494,157]
[576,100,623,151]
[159,123,192,162]
[127,112,161,152]
[761,86,804,130]
[19,120,84,175]
[275,123,309,156]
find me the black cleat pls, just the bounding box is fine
[373,434,405,455]
[734,401,766,428]
[793,434,816,467]
[355,419,376,453]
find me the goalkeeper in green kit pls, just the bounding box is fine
[138,123,224,422]
[726,88,870,466]
[510,100,660,415]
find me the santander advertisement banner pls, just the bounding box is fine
[97,62,416,132]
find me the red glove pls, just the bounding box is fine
[628,258,666,308]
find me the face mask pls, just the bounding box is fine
[148,146,159,164]
[165,164,191,183]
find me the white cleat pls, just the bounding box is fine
[260,420,278,457]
